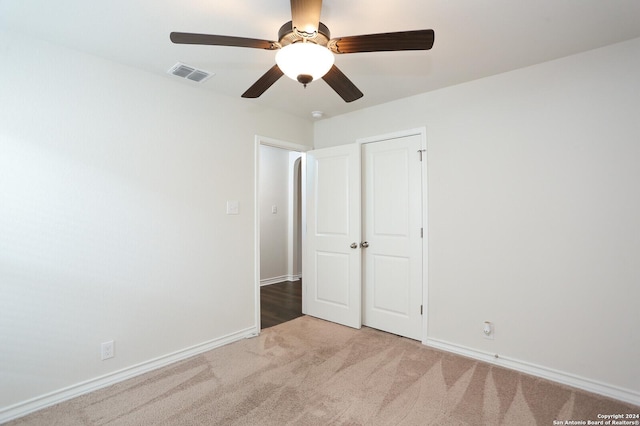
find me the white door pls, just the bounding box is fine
[362,134,423,340]
[303,144,362,329]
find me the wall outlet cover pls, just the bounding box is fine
[101,341,115,360]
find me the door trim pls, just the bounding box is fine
[356,127,428,344]
[254,135,310,332]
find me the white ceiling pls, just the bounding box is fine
[2,0,640,120]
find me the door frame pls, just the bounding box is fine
[357,127,428,344]
[254,135,310,332]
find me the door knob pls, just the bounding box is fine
[350,242,358,249]
[360,241,369,248]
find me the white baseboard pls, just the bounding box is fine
[0,326,259,424]
[424,337,640,407]
[260,274,302,286]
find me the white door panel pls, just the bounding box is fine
[316,251,350,306]
[315,155,350,235]
[372,255,410,315]
[362,134,423,340]
[304,144,361,329]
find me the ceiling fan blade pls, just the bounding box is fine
[290,0,323,37]
[241,65,285,98]
[170,32,278,50]
[322,65,363,103]
[329,29,434,54]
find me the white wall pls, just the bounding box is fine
[315,38,640,401]
[259,145,292,282]
[0,30,312,414]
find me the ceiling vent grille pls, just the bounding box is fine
[168,62,214,83]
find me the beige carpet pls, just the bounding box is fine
[9,316,638,425]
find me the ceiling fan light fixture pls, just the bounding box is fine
[275,42,334,86]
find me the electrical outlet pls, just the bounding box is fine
[101,340,114,360]
[483,321,494,340]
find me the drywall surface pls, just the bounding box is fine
[315,38,640,396]
[259,145,291,282]
[0,30,312,411]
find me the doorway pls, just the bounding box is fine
[260,280,302,329]
[254,136,309,330]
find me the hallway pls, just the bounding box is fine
[260,280,302,329]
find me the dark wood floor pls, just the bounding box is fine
[260,279,303,329]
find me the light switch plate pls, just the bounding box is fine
[226,201,239,215]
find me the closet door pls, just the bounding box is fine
[362,134,423,340]
[303,144,362,329]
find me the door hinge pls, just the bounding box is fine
[418,149,426,162]
[420,305,423,315]
[420,228,423,238]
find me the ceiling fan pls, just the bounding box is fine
[170,0,435,103]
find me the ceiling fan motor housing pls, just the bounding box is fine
[278,21,331,47]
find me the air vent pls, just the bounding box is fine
[168,62,214,83]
